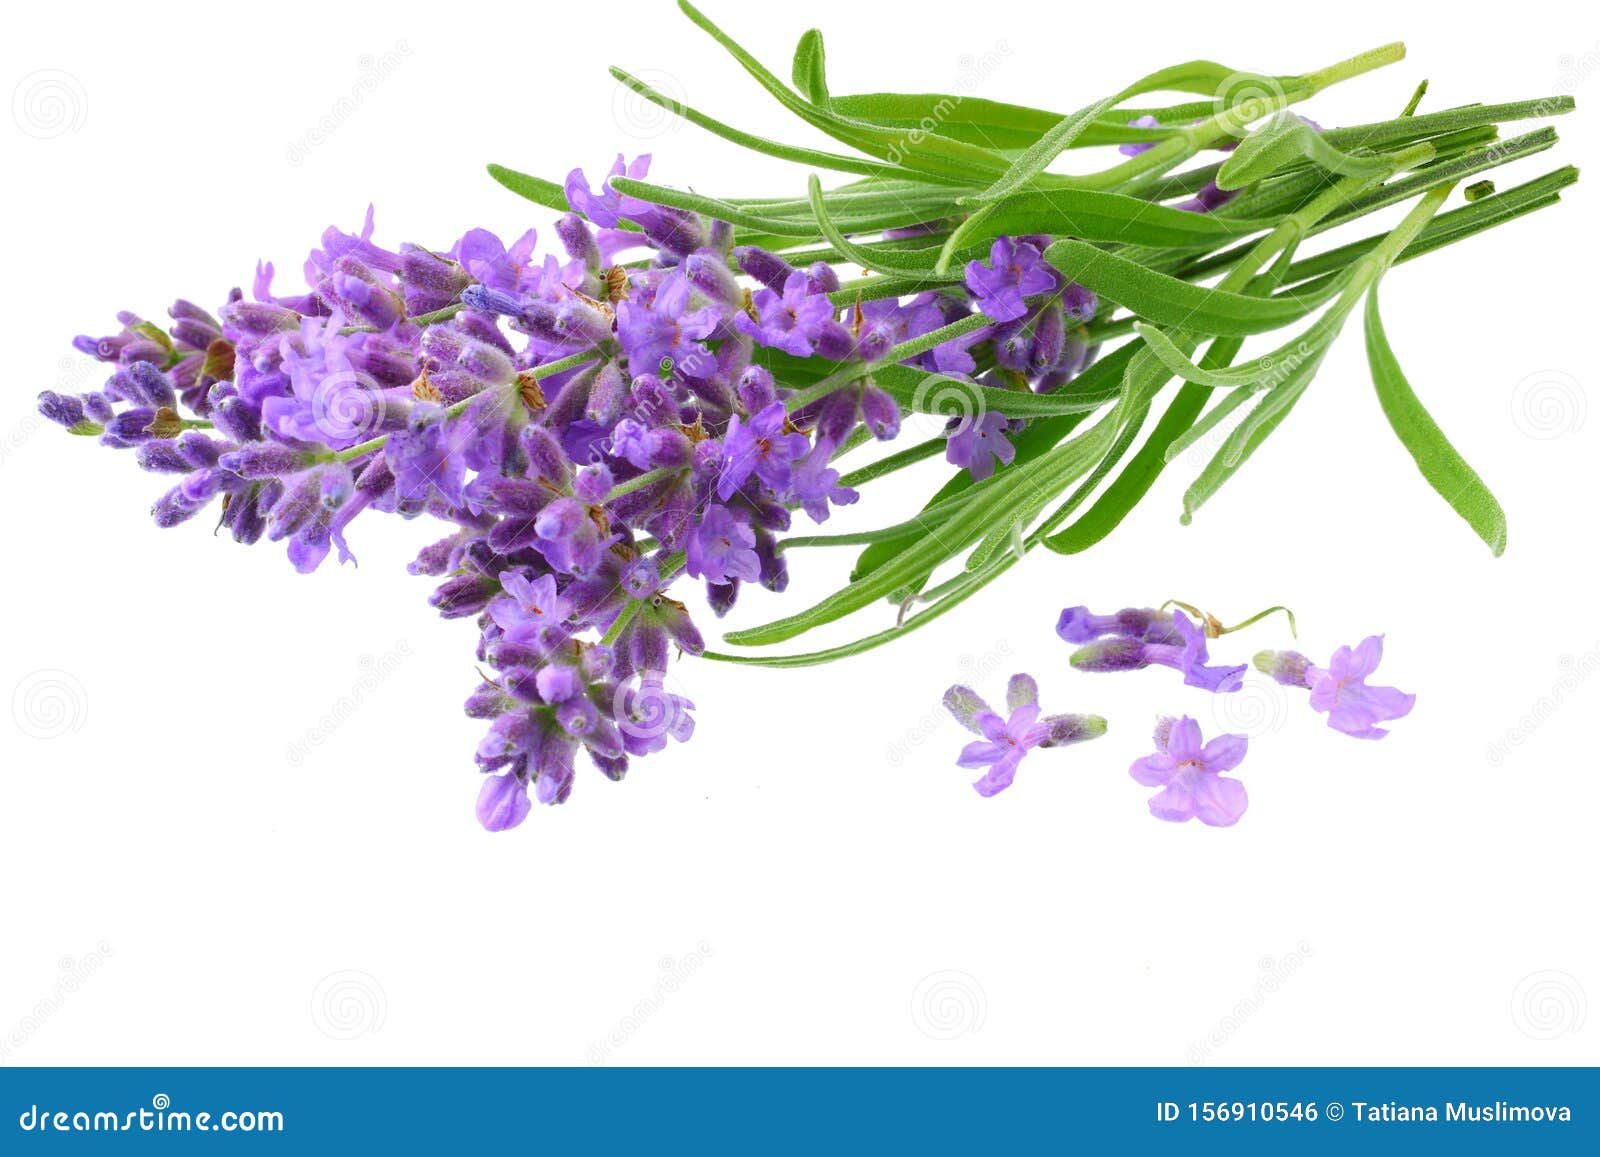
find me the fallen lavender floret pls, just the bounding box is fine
[943,674,1106,797]
[1056,605,1181,646]
[1130,715,1250,827]
[1067,610,1245,693]
[1256,637,1416,739]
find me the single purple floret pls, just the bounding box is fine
[488,571,574,639]
[1257,636,1415,739]
[385,403,466,507]
[943,674,1106,797]
[718,401,810,501]
[615,274,721,378]
[944,411,1016,481]
[686,504,760,586]
[1130,715,1249,827]
[735,270,841,357]
[964,237,1060,323]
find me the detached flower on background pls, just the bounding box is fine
[1130,716,1250,826]
[943,674,1106,797]
[1256,636,1415,739]
[1067,608,1245,693]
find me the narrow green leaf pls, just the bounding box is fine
[486,164,571,213]
[676,0,1012,181]
[966,59,1284,202]
[1042,381,1211,553]
[1364,288,1506,554]
[804,174,952,280]
[1217,111,1398,190]
[850,342,1140,582]
[967,189,1277,249]
[792,29,829,104]
[1043,239,1341,335]
[871,363,1119,419]
[608,67,917,181]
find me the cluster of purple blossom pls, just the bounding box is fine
[42,154,1105,831]
[944,604,1414,827]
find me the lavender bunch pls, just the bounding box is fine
[40,2,1576,830]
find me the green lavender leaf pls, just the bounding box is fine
[1179,363,1315,522]
[676,1,1012,181]
[850,342,1140,582]
[1041,381,1212,554]
[836,436,944,488]
[1364,288,1507,555]
[963,189,1277,249]
[1043,239,1341,335]
[608,67,922,180]
[966,59,1289,203]
[1217,111,1397,190]
[871,363,1119,419]
[613,175,958,239]
[486,164,571,213]
[1320,96,1575,152]
[791,28,829,104]
[705,553,1018,667]
[804,174,955,280]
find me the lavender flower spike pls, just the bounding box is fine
[1256,636,1416,739]
[943,674,1106,797]
[1131,715,1249,826]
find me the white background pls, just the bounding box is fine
[2,0,1595,1066]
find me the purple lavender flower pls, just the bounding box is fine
[615,274,721,378]
[686,504,760,586]
[563,154,653,229]
[1068,609,1245,692]
[1256,636,1415,739]
[1130,715,1249,826]
[385,403,467,507]
[1056,606,1180,645]
[787,438,858,523]
[735,270,841,357]
[944,411,1016,481]
[964,237,1060,323]
[477,771,533,832]
[488,571,574,642]
[943,674,1107,797]
[718,401,809,500]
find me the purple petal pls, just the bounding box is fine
[1130,753,1177,787]
[971,752,1022,797]
[957,740,1006,769]
[1190,775,1248,827]
[1166,716,1203,760]
[1199,732,1249,774]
